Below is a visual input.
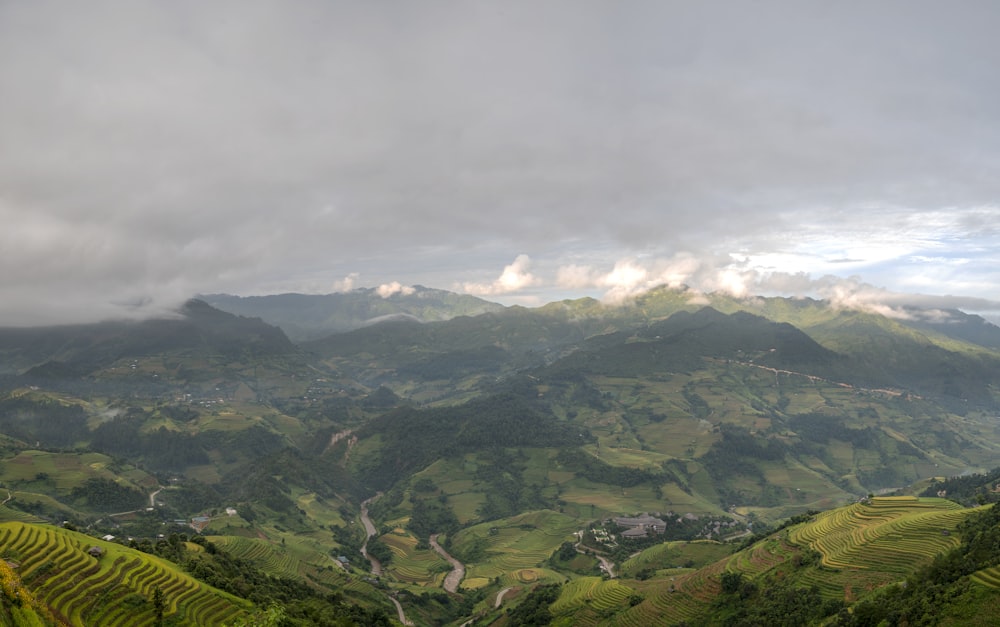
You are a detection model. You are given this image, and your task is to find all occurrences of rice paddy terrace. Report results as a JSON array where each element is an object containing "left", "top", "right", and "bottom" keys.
[
  {"left": 787, "top": 496, "right": 974, "bottom": 595},
  {"left": 597, "top": 496, "right": 981, "bottom": 626},
  {"left": 0, "top": 522, "right": 250, "bottom": 626},
  {"left": 452, "top": 510, "right": 579, "bottom": 588}
]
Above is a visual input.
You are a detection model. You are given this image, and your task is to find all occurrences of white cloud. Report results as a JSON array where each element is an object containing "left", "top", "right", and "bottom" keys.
[
  {"left": 555, "top": 264, "right": 599, "bottom": 289},
  {"left": 555, "top": 254, "right": 723, "bottom": 303},
  {"left": 461, "top": 254, "right": 540, "bottom": 296},
  {"left": 332, "top": 273, "right": 360, "bottom": 292},
  {"left": 376, "top": 281, "right": 416, "bottom": 298}
]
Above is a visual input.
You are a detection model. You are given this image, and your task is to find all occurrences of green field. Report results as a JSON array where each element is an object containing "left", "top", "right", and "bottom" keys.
[
  {"left": 0, "top": 451, "right": 155, "bottom": 494},
  {"left": 605, "top": 496, "right": 982, "bottom": 626},
  {"left": 0, "top": 522, "right": 250, "bottom": 626},
  {"left": 379, "top": 529, "right": 449, "bottom": 586},
  {"left": 452, "top": 510, "right": 579, "bottom": 586},
  {"left": 620, "top": 540, "right": 731, "bottom": 578}
]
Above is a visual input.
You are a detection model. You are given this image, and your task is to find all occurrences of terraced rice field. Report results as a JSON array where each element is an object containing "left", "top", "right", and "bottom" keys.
[
  {"left": 609, "top": 555, "right": 729, "bottom": 626},
  {"left": 971, "top": 566, "right": 1000, "bottom": 589},
  {"left": 379, "top": 532, "right": 448, "bottom": 585},
  {"left": 0, "top": 522, "right": 250, "bottom": 626},
  {"left": 456, "top": 510, "right": 577, "bottom": 584},
  {"left": 788, "top": 497, "right": 971, "bottom": 574},
  {"left": 209, "top": 536, "right": 297, "bottom": 576},
  {"left": 607, "top": 497, "right": 979, "bottom": 625},
  {"left": 550, "top": 576, "right": 635, "bottom": 622},
  {"left": 724, "top": 536, "right": 798, "bottom": 577},
  {"left": 620, "top": 540, "right": 730, "bottom": 577},
  {"left": 0, "top": 505, "right": 43, "bottom": 524}
]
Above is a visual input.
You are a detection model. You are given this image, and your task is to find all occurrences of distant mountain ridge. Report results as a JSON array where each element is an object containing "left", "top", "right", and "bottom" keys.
[
  {"left": 200, "top": 286, "right": 504, "bottom": 340},
  {"left": 0, "top": 299, "right": 294, "bottom": 377}
]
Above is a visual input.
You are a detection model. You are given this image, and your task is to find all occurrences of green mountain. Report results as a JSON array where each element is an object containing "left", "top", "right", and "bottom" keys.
[{"left": 0, "top": 289, "right": 999, "bottom": 625}]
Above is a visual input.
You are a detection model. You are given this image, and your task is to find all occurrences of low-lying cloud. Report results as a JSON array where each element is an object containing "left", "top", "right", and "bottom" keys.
[
  {"left": 376, "top": 281, "right": 416, "bottom": 298},
  {"left": 461, "top": 255, "right": 540, "bottom": 296}
]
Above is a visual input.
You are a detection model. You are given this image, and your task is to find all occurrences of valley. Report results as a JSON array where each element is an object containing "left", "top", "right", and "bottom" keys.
[{"left": 1, "top": 287, "right": 999, "bottom": 625}]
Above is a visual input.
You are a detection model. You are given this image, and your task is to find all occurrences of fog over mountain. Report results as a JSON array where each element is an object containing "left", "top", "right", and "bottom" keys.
[{"left": 2, "top": 1, "right": 999, "bottom": 325}]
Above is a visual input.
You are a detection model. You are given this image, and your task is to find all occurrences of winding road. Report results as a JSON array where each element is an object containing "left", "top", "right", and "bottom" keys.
[
  {"left": 389, "top": 596, "right": 414, "bottom": 626},
  {"left": 359, "top": 493, "right": 383, "bottom": 576},
  {"left": 358, "top": 494, "right": 416, "bottom": 625},
  {"left": 494, "top": 587, "right": 513, "bottom": 608},
  {"left": 593, "top": 553, "right": 616, "bottom": 578},
  {"left": 429, "top": 533, "right": 465, "bottom": 593},
  {"left": 576, "top": 532, "right": 616, "bottom": 578}
]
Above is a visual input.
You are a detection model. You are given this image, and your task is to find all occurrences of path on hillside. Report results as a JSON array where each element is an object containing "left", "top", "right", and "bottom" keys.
[
  {"left": 709, "top": 357, "right": 915, "bottom": 399},
  {"left": 594, "top": 553, "right": 616, "bottom": 578},
  {"left": 495, "top": 587, "right": 513, "bottom": 608},
  {"left": 149, "top": 487, "right": 163, "bottom": 508},
  {"left": 389, "top": 595, "right": 414, "bottom": 626},
  {"left": 575, "top": 532, "right": 616, "bottom": 578},
  {"left": 359, "top": 493, "right": 383, "bottom": 576},
  {"left": 429, "top": 533, "right": 465, "bottom": 593}
]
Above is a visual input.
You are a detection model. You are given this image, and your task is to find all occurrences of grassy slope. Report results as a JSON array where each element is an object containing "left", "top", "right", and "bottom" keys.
[{"left": 0, "top": 521, "right": 251, "bottom": 626}]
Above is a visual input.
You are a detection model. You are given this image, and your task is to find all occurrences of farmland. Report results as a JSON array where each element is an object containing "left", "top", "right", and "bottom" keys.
[
  {"left": 603, "top": 496, "right": 985, "bottom": 626},
  {"left": 452, "top": 510, "right": 579, "bottom": 587},
  {"left": 0, "top": 522, "right": 249, "bottom": 626}
]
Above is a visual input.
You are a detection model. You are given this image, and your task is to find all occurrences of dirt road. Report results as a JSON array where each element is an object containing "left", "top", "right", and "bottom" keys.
[
  {"left": 495, "top": 587, "right": 513, "bottom": 608},
  {"left": 360, "top": 493, "right": 383, "bottom": 576},
  {"left": 429, "top": 533, "right": 465, "bottom": 593}
]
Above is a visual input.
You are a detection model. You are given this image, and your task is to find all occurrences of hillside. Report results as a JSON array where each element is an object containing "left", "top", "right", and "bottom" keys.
[
  {"left": 0, "top": 289, "right": 999, "bottom": 624},
  {"left": 0, "top": 520, "right": 251, "bottom": 626}
]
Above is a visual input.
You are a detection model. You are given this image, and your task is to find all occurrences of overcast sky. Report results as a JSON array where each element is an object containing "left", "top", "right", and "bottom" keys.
[{"left": 2, "top": 1, "right": 1000, "bottom": 325}]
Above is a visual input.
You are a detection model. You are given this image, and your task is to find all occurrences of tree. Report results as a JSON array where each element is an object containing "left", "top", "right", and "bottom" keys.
[
  {"left": 226, "top": 604, "right": 286, "bottom": 627},
  {"left": 152, "top": 586, "right": 165, "bottom": 627}
]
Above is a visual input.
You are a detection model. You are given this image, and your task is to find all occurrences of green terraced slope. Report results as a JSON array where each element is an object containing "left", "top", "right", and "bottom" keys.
[{"left": 0, "top": 522, "right": 251, "bottom": 626}]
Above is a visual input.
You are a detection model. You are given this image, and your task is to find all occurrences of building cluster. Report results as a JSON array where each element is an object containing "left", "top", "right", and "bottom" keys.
[{"left": 613, "top": 514, "right": 668, "bottom": 538}]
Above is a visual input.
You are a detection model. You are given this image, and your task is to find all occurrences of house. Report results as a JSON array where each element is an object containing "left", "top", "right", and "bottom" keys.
[
  {"left": 613, "top": 514, "right": 668, "bottom": 537},
  {"left": 621, "top": 527, "right": 650, "bottom": 538},
  {"left": 87, "top": 546, "right": 104, "bottom": 558},
  {"left": 190, "top": 516, "right": 211, "bottom": 532}
]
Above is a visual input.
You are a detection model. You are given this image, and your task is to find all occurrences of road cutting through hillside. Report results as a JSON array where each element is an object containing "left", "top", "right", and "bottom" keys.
[
  {"left": 359, "top": 493, "right": 383, "bottom": 576},
  {"left": 576, "top": 532, "right": 616, "bottom": 578},
  {"left": 495, "top": 587, "right": 513, "bottom": 608},
  {"left": 429, "top": 533, "right": 465, "bottom": 592}
]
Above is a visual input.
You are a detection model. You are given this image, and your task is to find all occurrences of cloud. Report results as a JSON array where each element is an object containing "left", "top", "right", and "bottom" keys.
[
  {"left": 556, "top": 253, "right": 733, "bottom": 303},
  {"left": 461, "top": 255, "right": 540, "bottom": 296},
  {"left": 552, "top": 253, "right": 1000, "bottom": 321},
  {"left": 376, "top": 281, "right": 416, "bottom": 298},
  {"left": 331, "top": 273, "right": 360, "bottom": 293},
  {"left": 1, "top": 2, "right": 1000, "bottom": 323}
]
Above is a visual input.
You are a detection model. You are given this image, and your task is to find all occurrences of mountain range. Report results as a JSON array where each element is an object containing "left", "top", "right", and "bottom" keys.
[{"left": 1, "top": 285, "right": 999, "bottom": 625}]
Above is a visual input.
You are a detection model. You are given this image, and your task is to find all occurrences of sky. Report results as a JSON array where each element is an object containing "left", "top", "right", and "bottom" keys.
[{"left": 2, "top": 1, "right": 1000, "bottom": 326}]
